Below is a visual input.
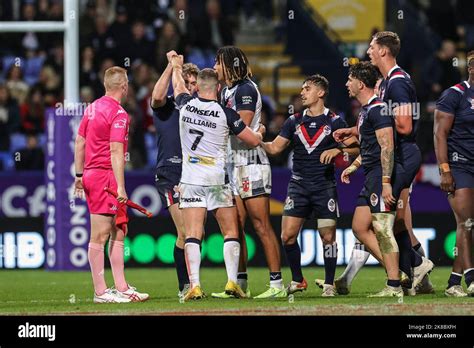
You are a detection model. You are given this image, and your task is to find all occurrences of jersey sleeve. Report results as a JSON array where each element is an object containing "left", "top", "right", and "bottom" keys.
[
  {"left": 234, "top": 83, "right": 258, "bottom": 112},
  {"left": 175, "top": 93, "right": 194, "bottom": 109},
  {"left": 77, "top": 105, "right": 91, "bottom": 137},
  {"left": 436, "top": 88, "right": 462, "bottom": 115},
  {"left": 224, "top": 107, "right": 246, "bottom": 135},
  {"left": 331, "top": 115, "right": 348, "bottom": 131},
  {"left": 279, "top": 116, "right": 295, "bottom": 140},
  {"left": 151, "top": 96, "right": 175, "bottom": 120},
  {"left": 110, "top": 110, "right": 129, "bottom": 143},
  {"left": 387, "top": 78, "right": 412, "bottom": 104},
  {"left": 369, "top": 106, "right": 393, "bottom": 131}
]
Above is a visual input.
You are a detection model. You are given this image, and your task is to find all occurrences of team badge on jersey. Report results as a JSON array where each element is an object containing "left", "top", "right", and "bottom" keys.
[
  {"left": 327, "top": 198, "right": 336, "bottom": 212},
  {"left": 370, "top": 193, "right": 379, "bottom": 207}
]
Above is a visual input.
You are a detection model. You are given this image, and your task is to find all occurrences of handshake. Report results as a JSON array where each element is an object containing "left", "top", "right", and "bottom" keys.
[{"left": 166, "top": 50, "right": 183, "bottom": 69}]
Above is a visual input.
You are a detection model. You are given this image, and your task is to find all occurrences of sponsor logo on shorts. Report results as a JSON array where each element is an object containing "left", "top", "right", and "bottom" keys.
[
  {"left": 242, "top": 177, "right": 250, "bottom": 192},
  {"left": 327, "top": 199, "right": 336, "bottom": 212},
  {"left": 181, "top": 197, "right": 203, "bottom": 203},
  {"left": 284, "top": 197, "right": 294, "bottom": 210},
  {"left": 188, "top": 155, "right": 216, "bottom": 165},
  {"left": 252, "top": 179, "right": 264, "bottom": 189},
  {"left": 370, "top": 193, "right": 378, "bottom": 207}
]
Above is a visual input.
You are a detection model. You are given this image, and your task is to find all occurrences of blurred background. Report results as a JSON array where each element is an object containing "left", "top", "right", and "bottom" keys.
[{"left": 0, "top": 0, "right": 470, "bottom": 270}]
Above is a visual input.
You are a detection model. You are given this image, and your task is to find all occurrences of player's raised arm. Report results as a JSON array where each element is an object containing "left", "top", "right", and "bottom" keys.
[
  {"left": 151, "top": 50, "right": 177, "bottom": 108},
  {"left": 171, "top": 55, "right": 188, "bottom": 98},
  {"left": 224, "top": 107, "right": 261, "bottom": 147}
]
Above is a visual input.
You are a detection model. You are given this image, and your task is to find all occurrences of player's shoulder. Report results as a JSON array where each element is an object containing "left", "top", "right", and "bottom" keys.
[
  {"left": 448, "top": 81, "right": 470, "bottom": 95},
  {"left": 367, "top": 98, "right": 387, "bottom": 115},
  {"left": 236, "top": 78, "right": 258, "bottom": 94}
]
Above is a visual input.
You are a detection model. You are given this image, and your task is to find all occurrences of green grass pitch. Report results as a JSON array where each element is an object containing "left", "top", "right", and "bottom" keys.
[{"left": 1, "top": 267, "right": 472, "bottom": 315}]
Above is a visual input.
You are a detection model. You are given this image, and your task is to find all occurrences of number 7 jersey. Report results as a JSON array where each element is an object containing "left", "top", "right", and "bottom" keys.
[{"left": 176, "top": 92, "right": 246, "bottom": 186}]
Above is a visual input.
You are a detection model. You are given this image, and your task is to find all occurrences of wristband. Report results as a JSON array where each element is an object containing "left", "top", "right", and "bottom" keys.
[
  {"left": 382, "top": 176, "right": 391, "bottom": 184},
  {"left": 75, "top": 173, "right": 83, "bottom": 178},
  {"left": 439, "top": 163, "right": 450, "bottom": 174},
  {"left": 353, "top": 158, "right": 361, "bottom": 168}
]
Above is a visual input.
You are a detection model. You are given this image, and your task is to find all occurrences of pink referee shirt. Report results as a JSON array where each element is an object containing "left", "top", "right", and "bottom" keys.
[{"left": 78, "top": 95, "right": 129, "bottom": 170}]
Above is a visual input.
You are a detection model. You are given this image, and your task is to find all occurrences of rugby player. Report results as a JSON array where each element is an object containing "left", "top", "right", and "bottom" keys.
[
  {"left": 261, "top": 75, "right": 359, "bottom": 297},
  {"left": 74, "top": 66, "right": 149, "bottom": 303},
  {"left": 434, "top": 51, "right": 474, "bottom": 297},
  {"left": 342, "top": 62, "right": 404, "bottom": 297},
  {"left": 151, "top": 50, "right": 200, "bottom": 297},
  {"left": 334, "top": 32, "right": 434, "bottom": 295},
  {"left": 212, "top": 46, "right": 286, "bottom": 298},
  {"left": 169, "top": 55, "right": 263, "bottom": 301}
]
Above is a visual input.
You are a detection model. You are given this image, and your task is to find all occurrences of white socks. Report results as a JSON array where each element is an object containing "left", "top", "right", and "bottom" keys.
[
  {"left": 184, "top": 239, "right": 201, "bottom": 288},
  {"left": 223, "top": 239, "right": 240, "bottom": 283}
]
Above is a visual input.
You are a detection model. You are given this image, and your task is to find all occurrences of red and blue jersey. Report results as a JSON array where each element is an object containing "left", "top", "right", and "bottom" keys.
[
  {"left": 357, "top": 96, "right": 396, "bottom": 176},
  {"left": 379, "top": 65, "right": 418, "bottom": 145},
  {"left": 279, "top": 107, "right": 347, "bottom": 188},
  {"left": 436, "top": 80, "right": 474, "bottom": 166},
  {"left": 151, "top": 96, "right": 183, "bottom": 169}
]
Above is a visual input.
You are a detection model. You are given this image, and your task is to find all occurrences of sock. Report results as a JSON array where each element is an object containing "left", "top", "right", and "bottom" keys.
[
  {"left": 413, "top": 243, "right": 426, "bottom": 257},
  {"left": 464, "top": 268, "right": 474, "bottom": 287},
  {"left": 323, "top": 242, "right": 338, "bottom": 285},
  {"left": 270, "top": 272, "right": 283, "bottom": 289},
  {"left": 108, "top": 239, "right": 128, "bottom": 292},
  {"left": 340, "top": 242, "right": 370, "bottom": 285},
  {"left": 237, "top": 272, "right": 248, "bottom": 291},
  {"left": 88, "top": 242, "right": 107, "bottom": 296},
  {"left": 447, "top": 272, "right": 462, "bottom": 289},
  {"left": 223, "top": 238, "right": 240, "bottom": 283},
  {"left": 387, "top": 279, "right": 401, "bottom": 287},
  {"left": 174, "top": 245, "right": 189, "bottom": 291},
  {"left": 184, "top": 238, "right": 201, "bottom": 288},
  {"left": 395, "top": 230, "right": 413, "bottom": 283},
  {"left": 283, "top": 242, "right": 303, "bottom": 283}
]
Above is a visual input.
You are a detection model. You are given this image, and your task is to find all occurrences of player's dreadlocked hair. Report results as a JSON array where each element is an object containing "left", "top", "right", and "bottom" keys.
[
  {"left": 349, "top": 62, "right": 379, "bottom": 89},
  {"left": 216, "top": 46, "right": 253, "bottom": 83}
]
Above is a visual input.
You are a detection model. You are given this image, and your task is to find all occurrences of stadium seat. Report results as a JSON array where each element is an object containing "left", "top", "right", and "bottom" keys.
[
  {"left": 24, "top": 56, "right": 45, "bottom": 85},
  {"left": 9, "top": 133, "right": 27, "bottom": 153},
  {"left": 0, "top": 151, "right": 15, "bottom": 171}
]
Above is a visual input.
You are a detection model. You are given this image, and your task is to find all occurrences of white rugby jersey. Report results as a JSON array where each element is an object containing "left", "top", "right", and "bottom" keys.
[
  {"left": 221, "top": 78, "right": 269, "bottom": 166},
  {"left": 176, "top": 93, "right": 246, "bottom": 186}
]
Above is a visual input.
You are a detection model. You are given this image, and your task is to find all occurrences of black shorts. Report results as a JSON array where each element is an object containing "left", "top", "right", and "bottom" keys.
[
  {"left": 452, "top": 165, "right": 474, "bottom": 190},
  {"left": 356, "top": 165, "right": 405, "bottom": 213},
  {"left": 399, "top": 142, "right": 422, "bottom": 189},
  {"left": 283, "top": 179, "right": 339, "bottom": 219},
  {"left": 155, "top": 166, "right": 181, "bottom": 208}
]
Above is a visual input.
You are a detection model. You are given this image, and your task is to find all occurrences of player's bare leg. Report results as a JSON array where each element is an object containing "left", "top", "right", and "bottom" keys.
[
  {"left": 318, "top": 221, "right": 338, "bottom": 296},
  {"left": 281, "top": 216, "right": 307, "bottom": 294},
  {"left": 89, "top": 214, "right": 130, "bottom": 303},
  {"left": 214, "top": 206, "right": 247, "bottom": 298},
  {"left": 331, "top": 206, "right": 383, "bottom": 295},
  {"left": 109, "top": 222, "right": 149, "bottom": 302},
  {"left": 245, "top": 195, "right": 286, "bottom": 298},
  {"left": 182, "top": 207, "right": 207, "bottom": 300},
  {"left": 448, "top": 188, "right": 474, "bottom": 296},
  {"left": 446, "top": 254, "right": 467, "bottom": 297},
  {"left": 368, "top": 212, "right": 403, "bottom": 297},
  {"left": 393, "top": 188, "right": 432, "bottom": 292},
  {"left": 168, "top": 203, "right": 190, "bottom": 296}
]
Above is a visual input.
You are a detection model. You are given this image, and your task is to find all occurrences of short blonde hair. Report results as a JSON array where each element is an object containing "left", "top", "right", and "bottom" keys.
[{"left": 104, "top": 66, "right": 128, "bottom": 91}]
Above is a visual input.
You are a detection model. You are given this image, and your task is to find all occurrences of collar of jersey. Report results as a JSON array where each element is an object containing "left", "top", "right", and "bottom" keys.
[
  {"left": 386, "top": 64, "right": 400, "bottom": 78},
  {"left": 303, "top": 107, "right": 329, "bottom": 118}
]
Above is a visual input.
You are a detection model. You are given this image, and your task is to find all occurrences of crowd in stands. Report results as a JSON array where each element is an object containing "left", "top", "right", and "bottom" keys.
[{"left": 1, "top": 0, "right": 473, "bottom": 172}]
